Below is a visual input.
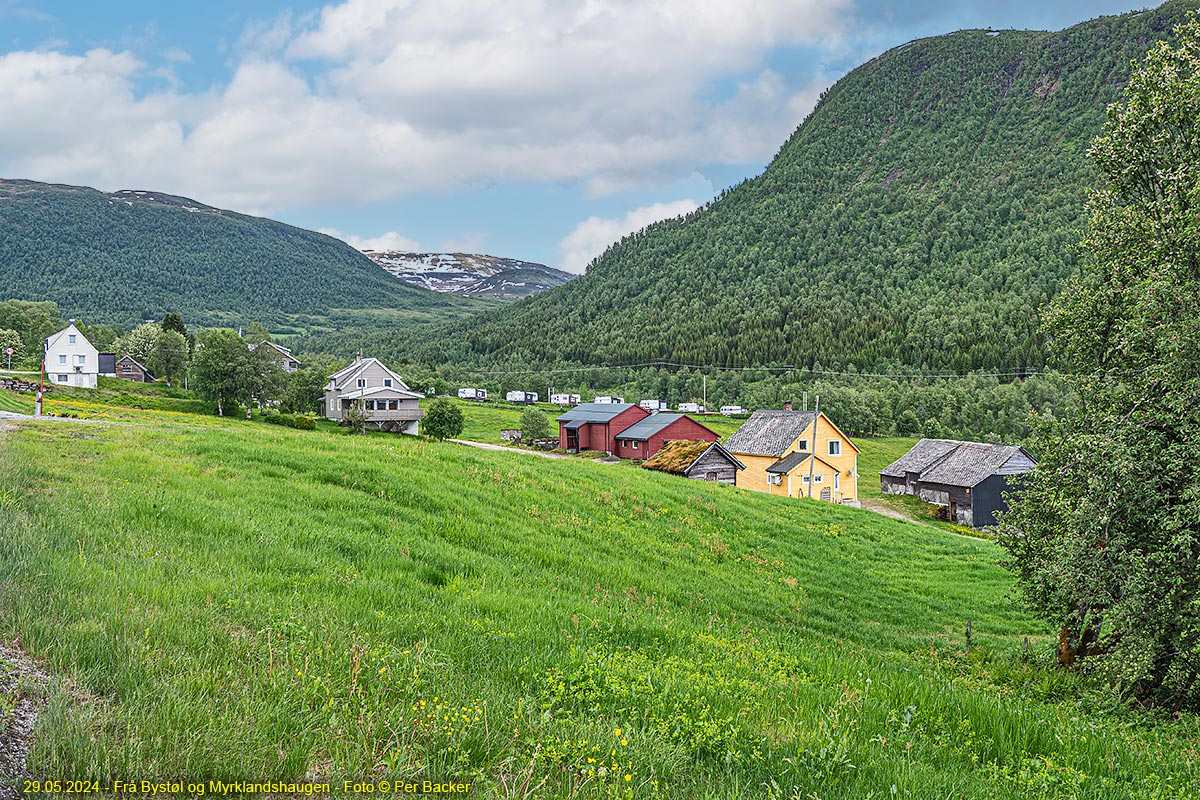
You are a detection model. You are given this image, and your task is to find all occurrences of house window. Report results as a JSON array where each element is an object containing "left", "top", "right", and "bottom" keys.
[
  {"left": 58, "top": 354, "right": 67, "bottom": 365},
  {"left": 828, "top": 440, "right": 841, "bottom": 457},
  {"left": 76, "top": 354, "right": 86, "bottom": 365},
  {"left": 814, "top": 475, "right": 823, "bottom": 483},
  {"left": 801, "top": 475, "right": 810, "bottom": 484},
  {"left": 389, "top": 400, "right": 398, "bottom": 410},
  {"left": 384, "top": 379, "right": 393, "bottom": 387},
  {"left": 357, "top": 379, "right": 366, "bottom": 388},
  {"left": 632, "top": 441, "right": 639, "bottom": 450},
  {"left": 57, "top": 374, "right": 68, "bottom": 382},
  {"left": 835, "top": 473, "right": 840, "bottom": 491},
  {"left": 797, "top": 439, "right": 808, "bottom": 451},
  {"left": 68, "top": 335, "right": 76, "bottom": 345}
]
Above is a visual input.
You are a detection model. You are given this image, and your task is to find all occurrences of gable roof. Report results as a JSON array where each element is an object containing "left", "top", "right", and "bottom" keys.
[
  {"left": 882, "top": 438, "right": 1036, "bottom": 488},
  {"left": 879, "top": 438, "right": 963, "bottom": 478},
  {"left": 765, "top": 451, "right": 837, "bottom": 475},
  {"left": 556, "top": 402, "right": 638, "bottom": 424},
  {"left": 614, "top": 412, "right": 717, "bottom": 442},
  {"left": 642, "top": 440, "right": 745, "bottom": 475},
  {"left": 115, "top": 353, "right": 153, "bottom": 377},
  {"left": 724, "top": 410, "right": 818, "bottom": 456},
  {"left": 44, "top": 322, "right": 91, "bottom": 352},
  {"left": 326, "top": 357, "right": 412, "bottom": 392},
  {"left": 256, "top": 340, "right": 299, "bottom": 362}
]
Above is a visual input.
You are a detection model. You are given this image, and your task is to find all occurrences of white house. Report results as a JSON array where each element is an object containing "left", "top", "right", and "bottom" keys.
[
  {"left": 322, "top": 356, "right": 424, "bottom": 434},
  {"left": 44, "top": 321, "right": 99, "bottom": 388},
  {"left": 252, "top": 340, "right": 302, "bottom": 372}
]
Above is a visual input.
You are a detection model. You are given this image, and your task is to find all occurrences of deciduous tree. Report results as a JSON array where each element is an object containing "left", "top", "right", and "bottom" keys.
[
  {"left": 424, "top": 398, "right": 464, "bottom": 441},
  {"left": 999, "top": 15, "right": 1200, "bottom": 710}
]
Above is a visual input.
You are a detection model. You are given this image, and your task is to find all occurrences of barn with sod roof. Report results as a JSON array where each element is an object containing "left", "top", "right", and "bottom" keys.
[{"left": 642, "top": 440, "right": 745, "bottom": 484}]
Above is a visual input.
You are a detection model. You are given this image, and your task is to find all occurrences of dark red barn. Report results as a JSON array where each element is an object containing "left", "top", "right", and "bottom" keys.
[
  {"left": 613, "top": 413, "right": 721, "bottom": 460},
  {"left": 556, "top": 402, "right": 650, "bottom": 454}
]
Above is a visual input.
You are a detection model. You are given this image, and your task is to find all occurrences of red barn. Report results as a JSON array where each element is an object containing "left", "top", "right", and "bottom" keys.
[
  {"left": 613, "top": 413, "right": 720, "bottom": 460},
  {"left": 556, "top": 403, "right": 650, "bottom": 454}
]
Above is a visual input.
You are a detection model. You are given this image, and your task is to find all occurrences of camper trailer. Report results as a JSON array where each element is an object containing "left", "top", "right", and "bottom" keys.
[
  {"left": 458, "top": 388, "right": 487, "bottom": 401},
  {"left": 506, "top": 390, "right": 539, "bottom": 404},
  {"left": 551, "top": 393, "right": 581, "bottom": 406}
]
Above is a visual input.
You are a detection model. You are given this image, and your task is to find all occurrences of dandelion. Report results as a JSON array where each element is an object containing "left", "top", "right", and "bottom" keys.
[
  {"left": 614, "top": 727, "right": 622, "bottom": 737},
  {"left": 624, "top": 774, "right": 632, "bottom": 782},
  {"left": 620, "top": 738, "right": 628, "bottom": 746}
]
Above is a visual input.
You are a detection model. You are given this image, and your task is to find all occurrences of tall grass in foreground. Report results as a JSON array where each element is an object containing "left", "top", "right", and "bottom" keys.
[{"left": 0, "top": 413, "right": 1196, "bottom": 798}]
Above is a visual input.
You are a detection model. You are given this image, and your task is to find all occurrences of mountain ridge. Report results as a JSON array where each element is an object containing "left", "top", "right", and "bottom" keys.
[{"left": 364, "top": 250, "right": 573, "bottom": 299}]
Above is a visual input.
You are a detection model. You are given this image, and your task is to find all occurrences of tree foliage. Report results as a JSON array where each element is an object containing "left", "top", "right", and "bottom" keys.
[
  {"left": 519, "top": 407, "right": 551, "bottom": 440},
  {"left": 113, "top": 322, "right": 162, "bottom": 364},
  {"left": 149, "top": 330, "right": 189, "bottom": 386},
  {"left": 999, "top": 13, "right": 1200, "bottom": 709},
  {"left": 190, "top": 329, "right": 284, "bottom": 416},
  {"left": 0, "top": 328, "right": 23, "bottom": 365},
  {"left": 424, "top": 398, "right": 464, "bottom": 441}
]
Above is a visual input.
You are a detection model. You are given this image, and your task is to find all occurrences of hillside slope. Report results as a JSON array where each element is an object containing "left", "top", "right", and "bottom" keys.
[
  {"left": 366, "top": 250, "right": 573, "bottom": 299},
  {"left": 387, "top": 1, "right": 1188, "bottom": 374},
  {"left": 0, "top": 179, "right": 491, "bottom": 331}
]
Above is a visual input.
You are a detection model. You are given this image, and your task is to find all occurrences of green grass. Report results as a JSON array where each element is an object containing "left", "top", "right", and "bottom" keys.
[{"left": 0, "top": 409, "right": 1197, "bottom": 798}]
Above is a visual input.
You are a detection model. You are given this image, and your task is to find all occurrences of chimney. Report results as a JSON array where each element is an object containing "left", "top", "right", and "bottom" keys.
[
  {"left": 783, "top": 401, "right": 793, "bottom": 411},
  {"left": 68, "top": 318, "right": 75, "bottom": 325}
]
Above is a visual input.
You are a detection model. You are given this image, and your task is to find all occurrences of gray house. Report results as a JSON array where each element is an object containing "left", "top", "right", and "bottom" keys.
[
  {"left": 322, "top": 356, "right": 424, "bottom": 434},
  {"left": 880, "top": 438, "right": 1035, "bottom": 527}
]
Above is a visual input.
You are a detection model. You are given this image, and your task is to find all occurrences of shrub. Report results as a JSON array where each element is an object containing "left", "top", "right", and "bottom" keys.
[
  {"left": 424, "top": 398, "right": 464, "bottom": 441},
  {"left": 291, "top": 415, "right": 315, "bottom": 430}
]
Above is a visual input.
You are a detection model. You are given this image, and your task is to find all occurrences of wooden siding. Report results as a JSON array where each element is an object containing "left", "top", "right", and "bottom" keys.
[
  {"left": 614, "top": 415, "right": 718, "bottom": 460},
  {"left": 731, "top": 413, "right": 858, "bottom": 503},
  {"left": 684, "top": 447, "right": 739, "bottom": 484}
]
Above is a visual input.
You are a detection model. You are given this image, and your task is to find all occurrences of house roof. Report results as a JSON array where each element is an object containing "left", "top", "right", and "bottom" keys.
[
  {"left": 882, "top": 438, "right": 1036, "bottom": 488},
  {"left": 614, "top": 412, "right": 714, "bottom": 442},
  {"left": 98, "top": 353, "right": 116, "bottom": 374},
  {"left": 115, "top": 353, "right": 154, "bottom": 377},
  {"left": 765, "top": 452, "right": 837, "bottom": 475},
  {"left": 642, "top": 440, "right": 745, "bottom": 475},
  {"left": 879, "top": 438, "right": 963, "bottom": 478},
  {"left": 44, "top": 322, "right": 90, "bottom": 352},
  {"left": 556, "top": 402, "right": 638, "bottom": 424},
  {"left": 725, "top": 410, "right": 818, "bottom": 456},
  {"left": 326, "top": 357, "right": 413, "bottom": 393},
  {"left": 256, "top": 340, "right": 299, "bottom": 362},
  {"left": 339, "top": 385, "right": 422, "bottom": 400},
  {"left": 919, "top": 442, "right": 1032, "bottom": 488}
]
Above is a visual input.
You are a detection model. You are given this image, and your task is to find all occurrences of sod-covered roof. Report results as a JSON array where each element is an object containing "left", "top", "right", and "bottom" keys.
[{"left": 642, "top": 440, "right": 744, "bottom": 475}]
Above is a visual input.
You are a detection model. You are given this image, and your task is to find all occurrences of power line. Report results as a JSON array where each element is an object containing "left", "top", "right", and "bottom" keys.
[{"left": 469, "top": 359, "right": 1056, "bottom": 381}]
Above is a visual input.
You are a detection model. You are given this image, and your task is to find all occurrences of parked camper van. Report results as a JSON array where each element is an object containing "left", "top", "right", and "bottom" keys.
[{"left": 458, "top": 388, "right": 487, "bottom": 401}]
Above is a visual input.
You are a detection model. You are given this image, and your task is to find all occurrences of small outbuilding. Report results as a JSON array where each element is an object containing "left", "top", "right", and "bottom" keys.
[
  {"left": 114, "top": 354, "right": 154, "bottom": 383},
  {"left": 880, "top": 438, "right": 1036, "bottom": 527},
  {"left": 642, "top": 440, "right": 744, "bottom": 484},
  {"left": 556, "top": 402, "right": 649, "bottom": 454}
]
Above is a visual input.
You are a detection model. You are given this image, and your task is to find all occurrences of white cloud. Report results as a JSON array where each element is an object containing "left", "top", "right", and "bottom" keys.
[
  {"left": 319, "top": 227, "right": 423, "bottom": 252},
  {"left": 0, "top": 0, "right": 852, "bottom": 211},
  {"left": 557, "top": 199, "right": 700, "bottom": 274}
]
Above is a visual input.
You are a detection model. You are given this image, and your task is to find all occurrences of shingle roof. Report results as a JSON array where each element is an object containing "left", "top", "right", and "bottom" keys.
[
  {"left": 878, "top": 438, "right": 962, "bottom": 478},
  {"left": 556, "top": 403, "right": 637, "bottom": 424},
  {"left": 614, "top": 413, "right": 687, "bottom": 441},
  {"left": 882, "top": 438, "right": 1035, "bottom": 487},
  {"left": 765, "top": 451, "right": 812, "bottom": 474},
  {"left": 642, "top": 440, "right": 744, "bottom": 475},
  {"left": 724, "top": 410, "right": 818, "bottom": 456},
  {"left": 919, "top": 443, "right": 1029, "bottom": 488}
]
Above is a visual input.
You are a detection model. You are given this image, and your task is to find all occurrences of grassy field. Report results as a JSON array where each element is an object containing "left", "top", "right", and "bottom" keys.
[{"left": 1, "top": 400, "right": 1197, "bottom": 798}]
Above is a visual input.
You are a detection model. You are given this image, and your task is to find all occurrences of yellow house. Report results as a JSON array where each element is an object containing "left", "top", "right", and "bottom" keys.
[{"left": 725, "top": 409, "right": 860, "bottom": 504}]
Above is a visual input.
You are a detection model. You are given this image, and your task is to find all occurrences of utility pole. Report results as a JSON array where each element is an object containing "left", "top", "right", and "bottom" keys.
[
  {"left": 807, "top": 394, "right": 820, "bottom": 498},
  {"left": 36, "top": 357, "right": 45, "bottom": 417},
  {"left": 702, "top": 375, "right": 707, "bottom": 412}
]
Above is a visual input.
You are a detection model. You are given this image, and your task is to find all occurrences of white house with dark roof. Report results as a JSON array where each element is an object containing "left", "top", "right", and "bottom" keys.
[
  {"left": 880, "top": 438, "right": 1036, "bottom": 527},
  {"left": 44, "top": 321, "right": 98, "bottom": 388},
  {"left": 252, "top": 341, "right": 302, "bottom": 372},
  {"left": 322, "top": 356, "right": 424, "bottom": 434}
]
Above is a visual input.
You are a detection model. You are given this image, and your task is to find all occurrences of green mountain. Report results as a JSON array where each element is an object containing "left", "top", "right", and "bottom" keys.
[
  {"left": 371, "top": 1, "right": 1189, "bottom": 375},
  {"left": 0, "top": 179, "right": 492, "bottom": 331}
]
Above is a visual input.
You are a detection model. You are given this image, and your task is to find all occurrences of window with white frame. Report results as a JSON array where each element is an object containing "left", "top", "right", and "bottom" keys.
[
  {"left": 357, "top": 379, "right": 365, "bottom": 388},
  {"left": 68, "top": 335, "right": 76, "bottom": 345},
  {"left": 828, "top": 440, "right": 841, "bottom": 456},
  {"left": 835, "top": 473, "right": 840, "bottom": 490},
  {"left": 76, "top": 354, "right": 86, "bottom": 365},
  {"left": 797, "top": 439, "right": 809, "bottom": 451},
  {"left": 58, "top": 354, "right": 67, "bottom": 365},
  {"left": 802, "top": 475, "right": 810, "bottom": 484},
  {"left": 384, "top": 379, "right": 393, "bottom": 387},
  {"left": 814, "top": 474, "right": 823, "bottom": 483},
  {"left": 58, "top": 374, "right": 68, "bottom": 382}
]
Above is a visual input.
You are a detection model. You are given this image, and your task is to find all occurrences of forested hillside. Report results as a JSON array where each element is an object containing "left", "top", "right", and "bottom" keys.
[
  {"left": 0, "top": 180, "right": 490, "bottom": 331},
  {"left": 337, "top": 1, "right": 1188, "bottom": 376}
]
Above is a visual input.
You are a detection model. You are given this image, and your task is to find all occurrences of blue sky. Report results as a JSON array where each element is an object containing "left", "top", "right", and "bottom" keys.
[{"left": 0, "top": 0, "right": 1151, "bottom": 271}]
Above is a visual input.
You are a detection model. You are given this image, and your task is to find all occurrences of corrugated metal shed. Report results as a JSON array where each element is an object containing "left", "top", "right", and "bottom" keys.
[{"left": 556, "top": 403, "right": 637, "bottom": 424}]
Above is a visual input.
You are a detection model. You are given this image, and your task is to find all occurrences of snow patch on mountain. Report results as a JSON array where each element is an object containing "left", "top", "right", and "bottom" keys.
[{"left": 363, "top": 250, "right": 573, "bottom": 299}]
